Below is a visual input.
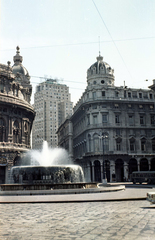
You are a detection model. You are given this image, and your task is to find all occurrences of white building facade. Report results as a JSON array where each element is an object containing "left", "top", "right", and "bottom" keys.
[
  {"left": 32, "top": 79, "right": 73, "bottom": 150},
  {"left": 57, "top": 54, "right": 155, "bottom": 183}
]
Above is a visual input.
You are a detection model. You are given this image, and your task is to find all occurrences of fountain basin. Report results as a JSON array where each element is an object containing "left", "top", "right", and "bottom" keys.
[
  {"left": 0, "top": 182, "right": 98, "bottom": 191},
  {"left": 11, "top": 165, "right": 84, "bottom": 184}
]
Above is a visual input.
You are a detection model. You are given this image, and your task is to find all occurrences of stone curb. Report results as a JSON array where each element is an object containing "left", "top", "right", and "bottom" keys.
[{"left": 0, "top": 185, "right": 125, "bottom": 196}]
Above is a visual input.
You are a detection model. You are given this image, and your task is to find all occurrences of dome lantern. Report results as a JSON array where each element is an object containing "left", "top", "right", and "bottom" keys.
[
  {"left": 13, "top": 46, "right": 23, "bottom": 64},
  {"left": 12, "top": 46, "right": 29, "bottom": 76}
]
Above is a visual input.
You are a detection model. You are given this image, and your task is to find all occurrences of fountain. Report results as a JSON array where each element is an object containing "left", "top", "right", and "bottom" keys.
[
  {"left": 0, "top": 141, "right": 125, "bottom": 194},
  {"left": 10, "top": 141, "right": 85, "bottom": 187}
]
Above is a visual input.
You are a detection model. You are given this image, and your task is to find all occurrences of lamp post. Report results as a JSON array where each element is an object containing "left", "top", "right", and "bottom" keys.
[
  {"left": 97, "top": 132, "right": 108, "bottom": 183},
  {"left": 102, "top": 132, "right": 108, "bottom": 184}
]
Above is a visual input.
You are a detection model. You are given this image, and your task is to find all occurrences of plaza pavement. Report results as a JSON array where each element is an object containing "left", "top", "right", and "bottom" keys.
[
  {"left": 0, "top": 199, "right": 155, "bottom": 239},
  {"left": 0, "top": 184, "right": 155, "bottom": 239}
]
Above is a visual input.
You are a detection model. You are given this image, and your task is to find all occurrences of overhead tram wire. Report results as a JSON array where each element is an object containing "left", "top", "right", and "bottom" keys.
[
  {"left": 92, "top": 0, "right": 133, "bottom": 79},
  {"left": 0, "top": 37, "right": 155, "bottom": 52},
  {"left": 30, "top": 75, "right": 86, "bottom": 85}
]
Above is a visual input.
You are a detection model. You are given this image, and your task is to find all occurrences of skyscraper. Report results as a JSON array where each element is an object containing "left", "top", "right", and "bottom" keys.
[{"left": 32, "top": 79, "right": 73, "bottom": 150}]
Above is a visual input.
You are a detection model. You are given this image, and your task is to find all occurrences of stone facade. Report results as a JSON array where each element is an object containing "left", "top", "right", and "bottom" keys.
[
  {"left": 0, "top": 47, "right": 35, "bottom": 183},
  {"left": 57, "top": 54, "right": 155, "bottom": 183}
]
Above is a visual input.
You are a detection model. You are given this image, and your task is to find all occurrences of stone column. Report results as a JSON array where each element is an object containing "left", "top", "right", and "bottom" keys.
[
  {"left": 86, "top": 162, "right": 91, "bottom": 182},
  {"left": 148, "top": 158, "right": 151, "bottom": 170},
  {"left": 123, "top": 162, "right": 129, "bottom": 181},
  {"left": 110, "top": 160, "right": 115, "bottom": 182},
  {"left": 5, "top": 165, "right": 8, "bottom": 184},
  {"left": 90, "top": 136, "right": 93, "bottom": 153},
  {"left": 92, "top": 162, "right": 95, "bottom": 182},
  {"left": 100, "top": 162, "right": 104, "bottom": 181},
  {"left": 137, "top": 158, "right": 140, "bottom": 171}
]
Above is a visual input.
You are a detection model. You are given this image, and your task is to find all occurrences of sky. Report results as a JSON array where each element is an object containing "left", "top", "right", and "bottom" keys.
[{"left": 0, "top": 0, "right": 155, "bottom": 106}]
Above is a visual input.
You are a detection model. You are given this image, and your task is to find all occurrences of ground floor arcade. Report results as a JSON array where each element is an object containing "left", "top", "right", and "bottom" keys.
[{"left": 77, "top": 155, "right": 155, "bottom": 183}]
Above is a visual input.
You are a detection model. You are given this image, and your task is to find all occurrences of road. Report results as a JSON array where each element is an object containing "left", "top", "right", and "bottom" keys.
[{"left": 0, "top": 199, "right": 155, "bottom": 239}]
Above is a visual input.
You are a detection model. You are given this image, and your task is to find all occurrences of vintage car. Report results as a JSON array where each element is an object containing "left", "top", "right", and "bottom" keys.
[{"left": 146, "top": 192, "right": 155, "bottom": 204}]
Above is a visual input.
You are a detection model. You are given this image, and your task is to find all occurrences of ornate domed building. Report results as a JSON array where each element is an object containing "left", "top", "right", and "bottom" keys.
[
  {"left": 57, "top": 53, "right": 155, "bottom": 183},
  {"left": 0, "top": 47, "right": 35, "bottom": 183}
]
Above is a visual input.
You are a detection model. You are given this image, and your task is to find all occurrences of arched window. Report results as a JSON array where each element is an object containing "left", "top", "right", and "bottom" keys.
[
  {"left": 24, "top": 123, "right": 28, "bottom": 145},
  {"left": 13, "top": 120, "right": 19, "bottom": 143},
  {"left": 0, "top": 118, "right": 6, "bottom": 142},
  {"left": 152, "top": 138, "right": 155, "bottom": 152},
  {"left": 88, "top": 134, "right": 91, "bottom": 152}
]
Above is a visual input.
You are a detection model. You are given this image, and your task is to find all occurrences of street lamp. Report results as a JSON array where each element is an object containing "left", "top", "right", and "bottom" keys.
[
  {"left": 102, "top": 132, "right": 108, "bottom": 184},
  {"left": 97, "top": 132, "right": 108, "bottom": 183}
]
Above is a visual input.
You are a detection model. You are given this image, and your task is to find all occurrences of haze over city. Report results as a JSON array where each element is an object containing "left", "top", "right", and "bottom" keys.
[{"left": 0, "top": 0, "right": 155, "bottom": 105}]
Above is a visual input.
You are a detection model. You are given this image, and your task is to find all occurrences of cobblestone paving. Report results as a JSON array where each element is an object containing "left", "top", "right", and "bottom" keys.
[{"left": 0, "top": 200, "right": 155, "bottom": 240}]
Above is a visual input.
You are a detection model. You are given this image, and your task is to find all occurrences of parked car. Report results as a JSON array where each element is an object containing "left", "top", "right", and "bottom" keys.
[{"left": 146, "top": 192, "right": 155, "bottom": 204}]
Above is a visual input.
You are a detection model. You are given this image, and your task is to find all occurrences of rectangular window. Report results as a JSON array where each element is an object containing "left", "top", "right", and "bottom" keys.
[
  {"left": 139, "top": 93, "right": 142, "bottom": 98},
  {"left": 129, "top": 115, "right": 134, "bottom": 126},
  {"left": 115, "top": 91, "right": 119, "bottom": 97},
  {"left": 102, "top": 91, "right": 105, "bottom": 97},
  {"left": 151, "top": 115, "right": 155, "bottom": 125},
  {"left": 87, "top": 115, "right": 90, "bottom": 125},
  {"left": 128, "top": 92, "right": 131, "bottom": 98},
  {"left": 150, "top": 93, "right": 153, "bottom": 99},
  {"left": 152, "top": 139, "right": 155, "bottom": 152},
  {"left": 102, "top": 115, "right": 107, "bottom": 123},
  {"left": 141, "top": 141, "right": 146, "bottom": 151},
  {"left": 115, "top": 115, "right": 120, "bottom": 124},
  {"left": 140, "top": 116, "right": 144, "bottom": 125},
  {"left": 130, "top": 142, "right": 135, "bottom": 151},
  {"left": 104, "top": 138, "right": 109, "bottom": 151},
  {"left": 93, "top": 92, "right": 96, "bottom": 99},
  {"left": 116, "top": 142, "right": 121, "bottom": 151},
  {"left": 93, "top": 115, "right": 97, "bottom": 124}
]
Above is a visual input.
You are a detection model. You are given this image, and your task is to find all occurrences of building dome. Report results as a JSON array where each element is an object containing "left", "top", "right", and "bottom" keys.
[
  {"left": 12, "top": 46, "right": 29, "bottom": 76},
  {"left": 87, "top": 53, "right": 115, "bottom": 86}
]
